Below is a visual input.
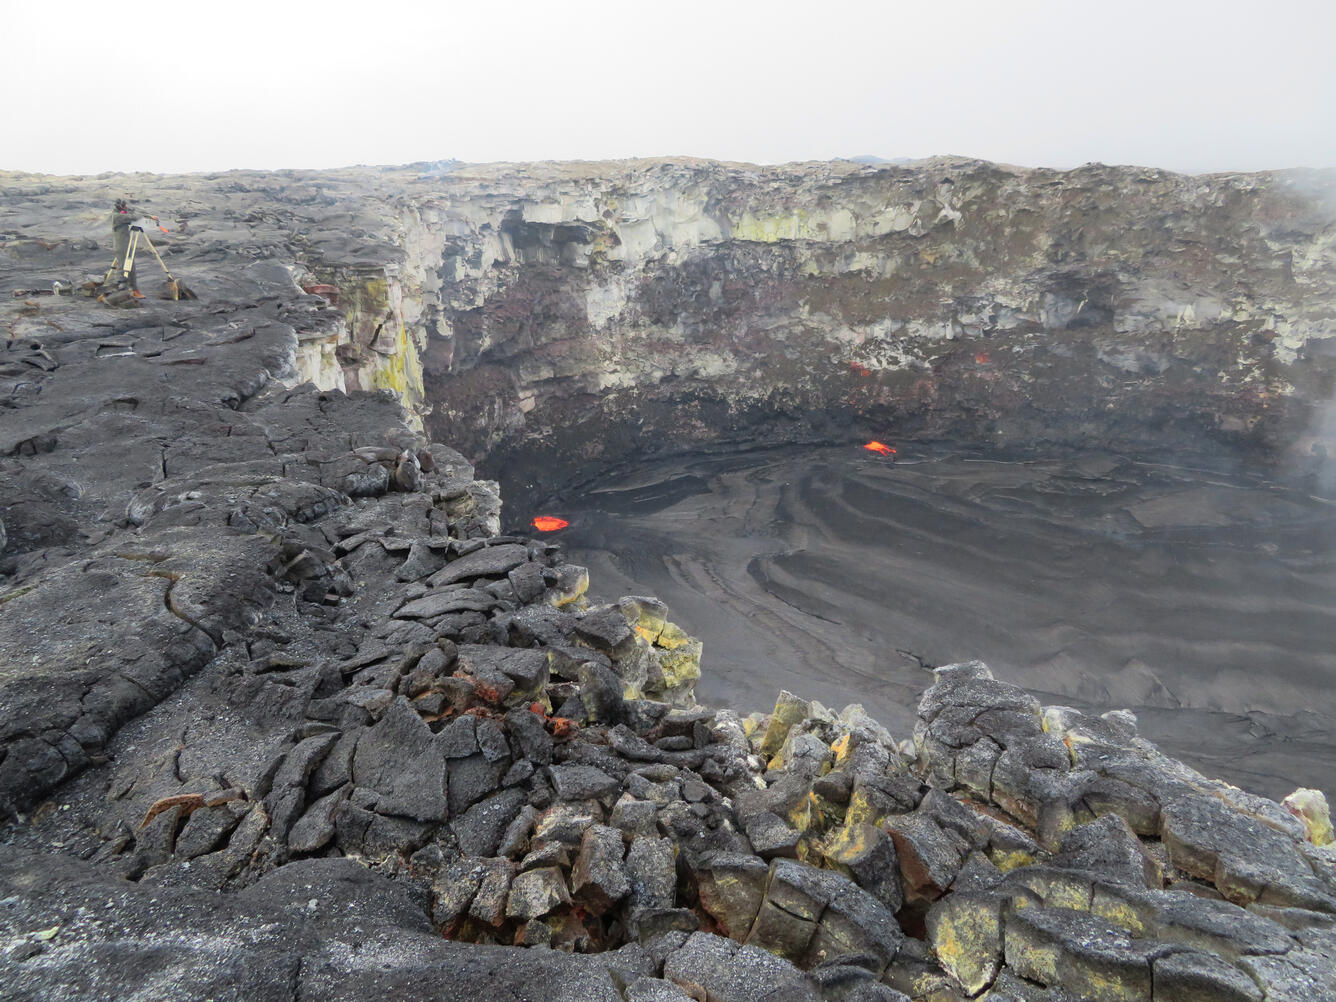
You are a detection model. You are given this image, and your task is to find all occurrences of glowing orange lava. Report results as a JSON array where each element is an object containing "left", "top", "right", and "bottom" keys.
[
  {"left": 974, "top": 351, "right": 991, "bottom": 365},
  {"left": 532, "top": 516, "right": 569, "bottom": 532},
  {"left": 849, "top": 362, "right": 872, "bottom": 377},
  {"left": 864, "top": 441, "right": 896, "bottom": 457}
]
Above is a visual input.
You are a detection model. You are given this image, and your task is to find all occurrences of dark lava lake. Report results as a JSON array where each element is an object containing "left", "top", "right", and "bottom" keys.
[{"left": 514, "top": 444, "right": 1336, "bottom": 800}]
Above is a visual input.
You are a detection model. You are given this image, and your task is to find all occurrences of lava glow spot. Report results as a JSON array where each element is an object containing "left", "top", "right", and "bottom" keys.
[
  {"left": 974, "top": 351, "right": 991, "bottom": 365},
  {"left": 532, "top": 516, "right": 569, "bottom": 532},
  {"left": 864, "top": 441, "right": 896, "bottom": 457},
  {"left": 849, "top": 362, "right": 872, "bottom": 377}
]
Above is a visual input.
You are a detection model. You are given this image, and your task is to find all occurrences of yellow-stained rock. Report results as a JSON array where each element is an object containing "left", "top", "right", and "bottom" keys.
[
  {"left": 987, "top": 848, "right": 1036, "bottom": 873},
  {"left": 787, "top": 792, "right": 817, "bottom": 834},
  {"left": 759, "top": 691, "right": 810, "bottom": 759},
  {"left": 619, "top": 596, "right": 668, "bottom": 644},
  {"left": 1090, "top": 885, "right": 1151, "bottom": 936},
  {"left": 546, "top": 566, "right": 589, "bottom": 608},
  {"left": 1003, "top": 904, "right": 1158, "bottom": 1001},
  {"left": 1283, "top": 788, "right": 1335, "bottom": 846},
  {"left": 694, "top": 854, "right": 769, "bottom": 940},
  {"left": 830, "top": 733, "right": 853, "bottom": 769},
  {"left": 1001, "top": 915, "right": 1061, "bottom": 987},
  {"left": 844, "top": 787, "right": 889, "bottom": 829},
  {"left": 769, "top": 732, "right": 806, "bottom": 780},
  {"left": 813, "top": 794, "right": 846, "bottom": 835},
  {"left": 926, "top": 892, "right": 1004, "bottom": 996},
  {"left": 657, "top": 637, "right": 703, "bottom": 690},
  {"left": 1035, "top": 799, "right": 1080, "bottom": 851},
  {"left": 819, "top": 820, "right": 903, "bottom": 912},
  {"left": 1002, "top": 868, "right": 1094, "bottom": 913},
  {"left": 656, "top": 620, "right": 692, "bottom": 651},
  {"left": 367, "top": 321, "right": 426, "bottom": 411}
]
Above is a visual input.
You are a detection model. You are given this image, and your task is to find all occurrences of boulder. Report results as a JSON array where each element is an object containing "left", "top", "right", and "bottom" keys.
[
  {"left": 745, "top": 811, "right": 803, "bottom": 860},
  {"left": 759, "top": 691, "right": 811, "bottom": 759},
  {"left": 694, "top": 852, "right": 770, "bottom": 941},
  {"left": 351, "top": 699, "right": 447, "bottom": 822},
  {"left": 820, "top": 822, "right": 903, "bottom": 912},
  {"left": 626, "top": 835, "right": 678, "bottom": 913},
  {"left": 1053, "top": 813, "right": 1162, "bottom": 889},
  {"left": 572, "top": 824, "right": 630, "bottom": 914},
  {"left": 506, "top": 866, "right": 572, "bottom": 921},
  {"left": 884, "top": 812, "right": 966, "bottom": 906},
  {"left": 926, "top": 891, "right": 1005, "bottom": 995},
  {"left": 469, "top": 858, "right": 518, "bottom": 927},
  {"left": 1161, "top": 796, "right": 1335, "bottom": 910},
  {"left": 550, "top": 764, "right": 621, "bottom": 802},
  {"left": 453, "top": 788, "right": 528, "bottom": 857},
  {"left": 663, "top": 932, "right": 821, "bottom": 1002},
  {"left": 1003, "top": 904, "right": 1161, "bottom": 1000},
  {"left": 428, "top": 543, "right": 530, "bottom": 586}
]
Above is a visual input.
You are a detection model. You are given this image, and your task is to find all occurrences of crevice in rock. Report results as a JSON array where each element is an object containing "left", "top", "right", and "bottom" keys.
[{"left": 146, "top": 569, "right": 223, "bottom": 648}]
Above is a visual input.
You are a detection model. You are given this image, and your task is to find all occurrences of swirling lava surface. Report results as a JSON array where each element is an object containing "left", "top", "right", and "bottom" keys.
[{"left": 541, "top": 445, "right": 1336, "bottom": 799}]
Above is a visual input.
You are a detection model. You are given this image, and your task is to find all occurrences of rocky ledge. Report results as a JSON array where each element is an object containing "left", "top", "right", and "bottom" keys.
[{"left": 3, "top": 175, "right": 1336, "bottom": 1001}]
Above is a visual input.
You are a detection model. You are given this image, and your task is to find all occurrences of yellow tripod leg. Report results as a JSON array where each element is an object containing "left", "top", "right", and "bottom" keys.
[
  {"left": 140, "top": 233, "right": 192, "bottom": 299},
  {"left": 103, "top": 234, "right": 130, "bottom": 285},
  {"left": 140, "top": 233, "right": 173, "bottom": 280},
  {"left": 122, "top": 230, "right": 140, "bottom": 283}
]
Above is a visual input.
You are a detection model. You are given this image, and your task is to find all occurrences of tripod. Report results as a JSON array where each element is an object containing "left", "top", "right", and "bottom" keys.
[{"left": 102, "top": 223, "right": 195, "bottom": 301}]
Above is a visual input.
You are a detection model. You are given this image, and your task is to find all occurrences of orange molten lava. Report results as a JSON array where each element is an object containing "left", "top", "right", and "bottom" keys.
[
  {"left": 532, "top": 515, "right": 569, "bottom": 532},
  {"left": 974, "top": 351, "right": 991, "bottom": 365},
  {"left": 864, "top": 441, "right": 896, "bottom": 457},
  {"left": 849, "top": 362, "right": 872, "bottom": 377}
]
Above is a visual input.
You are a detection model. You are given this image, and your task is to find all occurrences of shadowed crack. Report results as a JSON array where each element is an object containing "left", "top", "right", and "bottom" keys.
[
  {"left": 896, "top": 649, "right": 937, "bottom": 670},
  {"left": 146, "top": 569, "right": 224, "bottom": 648}
]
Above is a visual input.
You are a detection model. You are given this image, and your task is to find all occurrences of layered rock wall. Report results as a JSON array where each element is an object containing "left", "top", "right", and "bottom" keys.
[
  {"left": 368, "top": 160, "right": 1336, "bottom": 491},
  {"left": 8, "top": 158, "right": 1334, "bottom": 495}
]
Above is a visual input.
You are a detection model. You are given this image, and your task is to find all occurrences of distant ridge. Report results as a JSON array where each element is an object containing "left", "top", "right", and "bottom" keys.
[{"left": 842, "top": 154, "right": 914, "bottom": 165}]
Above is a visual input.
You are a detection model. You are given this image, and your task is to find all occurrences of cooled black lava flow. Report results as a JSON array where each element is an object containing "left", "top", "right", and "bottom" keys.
[{"left": 507, "top": 443, "right": 1336, "bottom": 801}]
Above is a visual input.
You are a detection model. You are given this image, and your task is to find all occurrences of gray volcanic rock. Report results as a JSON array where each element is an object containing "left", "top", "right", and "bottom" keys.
[
  {"left": 353, "top": 699, "right": 447, "bottom": 821},
  {"left": 4, "top": 162, "right": 1336, "bottom": 1002},
  {"left": 664, "top": 932, "right": 822, "bottom": 1002},
  {"left": 0, "top": 850, "right": 631, "bottom": 1002}
]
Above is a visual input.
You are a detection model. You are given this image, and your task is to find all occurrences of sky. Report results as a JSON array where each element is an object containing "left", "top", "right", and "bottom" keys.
[{"left": 6, "top": 0, "right": 1335, "bottom": 176}]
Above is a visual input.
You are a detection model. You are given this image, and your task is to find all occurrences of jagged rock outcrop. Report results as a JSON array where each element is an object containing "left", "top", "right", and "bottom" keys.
[{"left": 3, "top": 162, "right": 1336, "bottom": 1000}]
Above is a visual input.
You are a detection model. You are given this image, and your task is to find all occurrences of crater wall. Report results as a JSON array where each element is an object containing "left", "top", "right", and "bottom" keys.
[
  {"left": 370, "top": 159, "right": 1336, "bottom": 493},
  {"left": 7, "top": 157, "right": 1334, "bottom": 492}
]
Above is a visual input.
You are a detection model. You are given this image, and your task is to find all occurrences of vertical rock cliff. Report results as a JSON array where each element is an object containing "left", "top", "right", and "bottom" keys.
[{"left": 286, "top": 159, "right": 1336, "bottom": 490}]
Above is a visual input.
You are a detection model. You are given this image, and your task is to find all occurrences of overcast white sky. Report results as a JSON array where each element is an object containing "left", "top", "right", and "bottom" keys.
[{"left": 7, "top": 0, "right": 1334, "bottom": 175}]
